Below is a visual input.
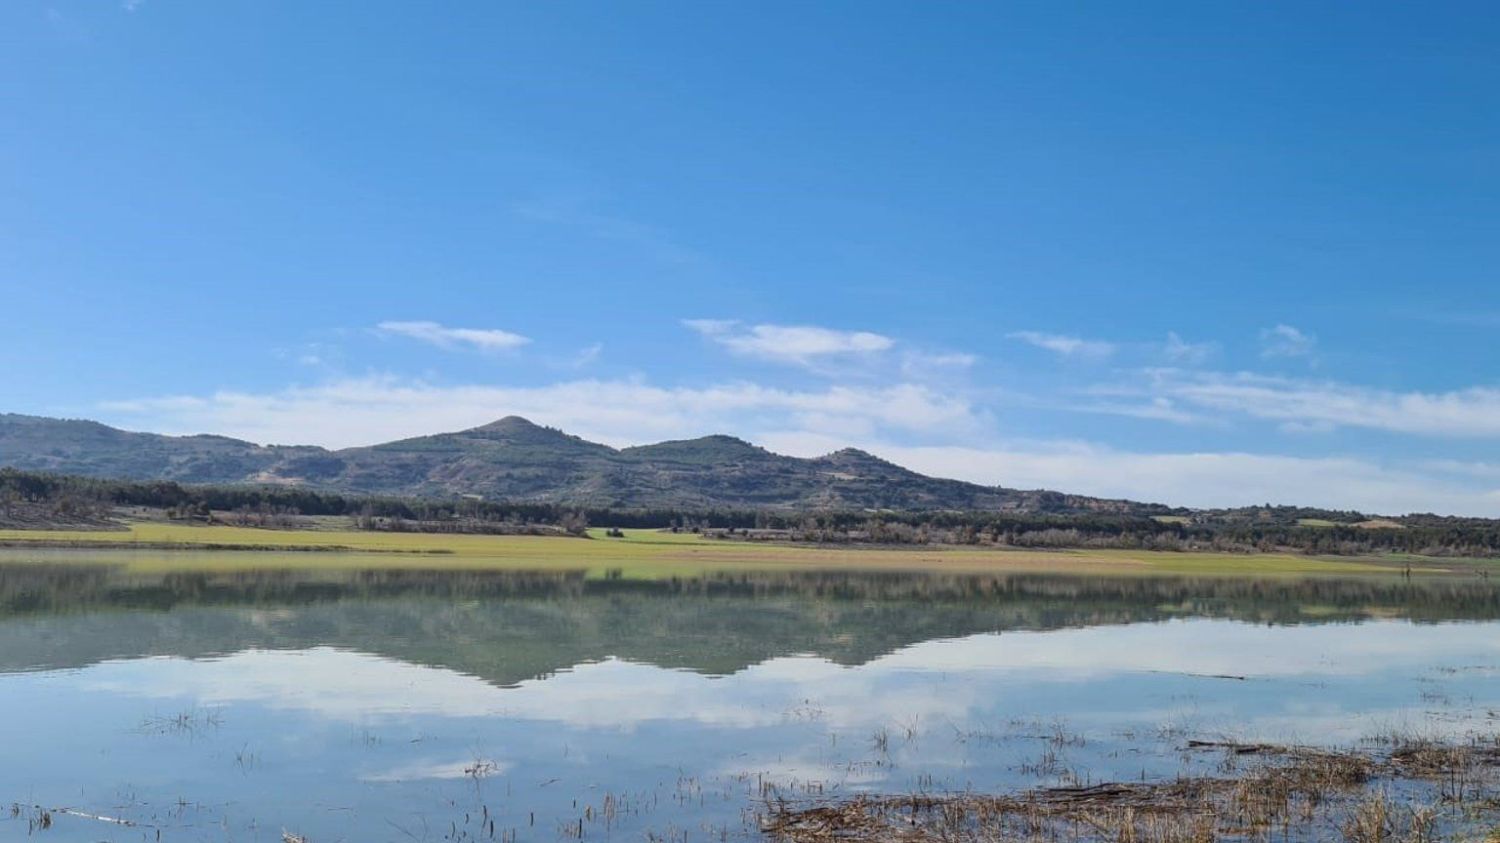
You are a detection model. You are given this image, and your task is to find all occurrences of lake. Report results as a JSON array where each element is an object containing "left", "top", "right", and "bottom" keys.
[{"left": 1, "top": 560, "right": 1498, "bottom": 841}]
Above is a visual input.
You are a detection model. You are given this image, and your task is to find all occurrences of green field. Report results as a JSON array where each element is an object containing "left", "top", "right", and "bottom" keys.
[{"left": 0, "top": 521, "right": 1467, "bottom": 579}]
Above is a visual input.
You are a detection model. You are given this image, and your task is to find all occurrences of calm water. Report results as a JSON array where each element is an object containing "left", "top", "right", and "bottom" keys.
[{"left": 1, "top": 561, "right": 1498, "bottom": 841}]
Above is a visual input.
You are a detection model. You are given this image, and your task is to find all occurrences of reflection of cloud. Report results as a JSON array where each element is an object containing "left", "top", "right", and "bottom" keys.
[
  {"left": 361, "top": 758, "right": 512, "bottom": 783},
  {"left": 715, "top": 756, "right": 889, "bottom": 789},
  {"left": 82, "top": 648, "right": 507, "bottom": 718},
  {"left": 875, "top": 621, "right": 1500, "bottom": 677},
  {"left": 70, "top": 622, "right": 1500, "bottom": 736},
  {"left": 75, "top": 648, "right": 975, "bottom": 731}
]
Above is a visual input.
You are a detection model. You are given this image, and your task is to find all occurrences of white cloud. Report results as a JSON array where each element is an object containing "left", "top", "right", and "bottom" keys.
[
  {"left": 1064, "top": 369, "right": 1500, "bottom": 441},
  {"left": 1163, "top": 372, "right": 1500, "bottom": 438},
  {"left": 685, "top": 320, "right": 894, "bottom": 366},
  {"left": 1260, "top": 324, "right": 1317, "bottom": 359},
  {"left": 102, "top": 376, "right": 981, "bottom": 450},
  {"left": 376, "top": 321, "right": 530, "bottom": 353},
  {"left": 1007, "top": 331, "right": 1115, "bottom": 360}
]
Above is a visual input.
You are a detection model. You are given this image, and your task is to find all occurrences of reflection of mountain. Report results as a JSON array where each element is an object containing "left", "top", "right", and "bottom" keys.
[{"left": 2, "top": 565, "right": 1498, "bottom": 685}]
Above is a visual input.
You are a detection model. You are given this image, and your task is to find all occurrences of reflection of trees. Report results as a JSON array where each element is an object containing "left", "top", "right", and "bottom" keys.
[{"left": 1, "top": 564, "right": 1497, "bottom": 686}]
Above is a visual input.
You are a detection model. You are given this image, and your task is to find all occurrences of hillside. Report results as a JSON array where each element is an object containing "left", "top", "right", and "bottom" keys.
[{"left": 0, "top": 412, "right": 1159, "bottom": 515}]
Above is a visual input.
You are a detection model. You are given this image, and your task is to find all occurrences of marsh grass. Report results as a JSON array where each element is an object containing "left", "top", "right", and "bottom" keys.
[{"left": 761, "top": 739, "right": 1499, "bottom": 842}]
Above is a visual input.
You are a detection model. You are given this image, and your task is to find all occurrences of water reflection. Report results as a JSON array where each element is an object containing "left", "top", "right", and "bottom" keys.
[
  {"left": 1, "top": 562, "right": 1498, "bottom": 841},
  {"left": 5, "top": 563, "right": 1500, "bottom": 678}
]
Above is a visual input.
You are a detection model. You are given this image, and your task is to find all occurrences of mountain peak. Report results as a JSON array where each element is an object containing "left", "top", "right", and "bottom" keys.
[
  {"left": 464, "top": 415, "right": 578, "bottom": 441},
  {"left": 620, "top": 434, "right": 769, "bottom": 464},
  {"left": 823, "top": 447, "right": 879, "bottom": 461},
  {"left": 457, "top": 416, "right": 607, "bottom": 450},
  {"left": 817, "top": 447, "right": 902, "bottom": 470},
  {"left": 695, "top": 434, "right": 759, "bottom": 449},
  {"left": 472, "top": 415, "right": 541, "bottom": 432}
]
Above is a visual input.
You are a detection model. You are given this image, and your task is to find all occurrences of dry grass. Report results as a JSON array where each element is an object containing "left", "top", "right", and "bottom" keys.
[
  {"left": 1356, "top": 520, "right": 1408, "bottom": 530},
  {"left": 762, "top": 740, "right": 1499, "bottom": 843}
]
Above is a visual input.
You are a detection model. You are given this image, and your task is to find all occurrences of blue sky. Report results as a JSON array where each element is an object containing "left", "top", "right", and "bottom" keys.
[{"left": 6, "top": 1, "right": 1500, "bottom": 514}]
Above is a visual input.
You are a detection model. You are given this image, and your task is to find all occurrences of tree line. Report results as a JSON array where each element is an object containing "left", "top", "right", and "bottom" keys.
[{"left": 4, "top": 468, "right": 1500, "bottom": 556}]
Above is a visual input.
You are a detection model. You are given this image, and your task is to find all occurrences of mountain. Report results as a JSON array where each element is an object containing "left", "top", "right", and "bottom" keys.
[
  {"left": 0, "top": 413, "right": 316, "bottom": 483},
  {"left": 0, "top": 412, "right": 1160, "bottom": 514}
]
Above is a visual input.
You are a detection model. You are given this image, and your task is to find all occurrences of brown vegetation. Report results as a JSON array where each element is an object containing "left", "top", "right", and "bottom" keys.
[{"left": 761, "top": 739, "right": 1500, "bottom": 843}]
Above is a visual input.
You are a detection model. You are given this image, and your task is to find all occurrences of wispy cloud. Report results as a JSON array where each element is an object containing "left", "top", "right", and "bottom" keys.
[
  {"left": 1066, "top": 396, "right": 1209, "bottom": 426},
  {"left": 570, "top": 342, "right": 603, "bottom": 368},
  {"left": 272, "top": 342, "right": 343, "bottom": 371},
  {"left": 376, "top": 321, "right": 530, "bottom": 353},
  {"left": 1260, "top": 324, "right": 1317, "bottom": 359},
  {"left": 102, "top": 375, "right": 980, "bottom": 450},
  {"left": 1167, "top": 373, "right": 1500, "bottom": 438},
  {"left": 1162, "top": 332, "right": 1215, "bottom": 365},
  {"left": 900, "top": 350, "right": 978, "bottom": 379},
  {"left": 1070, "top": 370, "right": 1500, "bottom": 439},
  {"left": 1007, "top": 331, "right": 1115, "bottom": 360},
  {"left": 685, "top": 320, "right": 895, "bottom": 366}
]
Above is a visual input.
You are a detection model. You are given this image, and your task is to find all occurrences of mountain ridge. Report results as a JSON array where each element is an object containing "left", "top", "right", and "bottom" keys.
[{"left": 0, "top": 412, "right": 1164, "bottom": 515}]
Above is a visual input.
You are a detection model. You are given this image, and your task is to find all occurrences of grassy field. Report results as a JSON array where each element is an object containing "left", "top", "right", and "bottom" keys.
[
  {"left": 0, "top": 521, "right": 1462, "bottom": 578},
  {"left": 1296, "top": 517, "right": 1407, "bottom": 530}
]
